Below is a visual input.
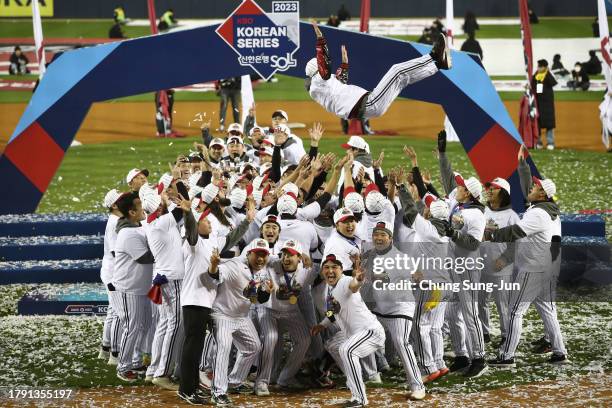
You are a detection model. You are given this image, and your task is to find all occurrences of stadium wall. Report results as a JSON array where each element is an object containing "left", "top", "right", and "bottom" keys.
[{"left": 51, "top": 0, "right": 596, "bottom": 19}]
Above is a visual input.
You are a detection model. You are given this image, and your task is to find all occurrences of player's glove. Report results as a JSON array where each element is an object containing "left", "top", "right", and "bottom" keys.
[
  {"left": 437, "top": 130, "right": 447, "bottom": 153},
  {"left": 445, "top": 224, "right": 457, "bottom": 240}
]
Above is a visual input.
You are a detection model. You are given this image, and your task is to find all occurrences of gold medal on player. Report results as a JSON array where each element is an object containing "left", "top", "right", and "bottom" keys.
[
  {"left": 249, "top": 296, "right": 257, "bottom": 304},
  {"left": 326, "top": 310, "right": 334, "bottom": 318},
  {"left": 289, "top": 295, "right": 298, "bottom": 305}
]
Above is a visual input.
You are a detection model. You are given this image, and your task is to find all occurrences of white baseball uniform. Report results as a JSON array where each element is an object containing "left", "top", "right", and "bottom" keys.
[
  {"left": 113, "top": 222, "right": 154, "bottom": 373},
  {"left": 255, "top": 260, "right": 311, "bottom": 387},
  {"left": 145, "top": 211, "right": 186, "bottom": 379},
  {"left": 446, "top": 189, "right": 487, "bottom": 361},
  {"left": 309, "top": 54, "right": 438, "bottom": 120},
  {"left": 211, "top": 258, "right": 269, "bottom": 396},
  {"left": 498, "top": 204, "right": 567, "bottom": 360},
  {"left": 322, "top": 230, "right": 362, "bottom": 273},
  {"left": 479, "top": 206, "right": 520, "bottom": 341},
  {"left": 101, "top": 213, "right": 122, "bottom": 354},
  {"left": 362, "top": 246, "right": 424, "bottom": 392},
  {"left": 322, "top": 275, "right": 385, "bottom": 406}
]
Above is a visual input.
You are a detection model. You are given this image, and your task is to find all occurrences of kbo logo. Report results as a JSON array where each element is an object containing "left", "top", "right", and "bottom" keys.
[{"left": 216, "top": 0, "right": 300, "bottom": 80}]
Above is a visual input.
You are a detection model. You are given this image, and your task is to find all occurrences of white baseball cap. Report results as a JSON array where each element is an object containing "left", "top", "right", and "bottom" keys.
[
  {"left": 201, "top": 183, "right": 220, "bottom": 204},
  {"left": 487, "top": 177, "right": 511, "bottom": 195},
  {"left": 341, "top": 135, "right": 369, "bottom": 152},
  {"left": 247, "top": 238, "right": 270, "bottom": 254},
  {"left": 455, "top": 173, "right": 482, "bottom": 198},
  {"left": 157, "top": 173, "right": 174, "bottom": 193},
  {"left": 126, "top": 168, "right": 149, "bottom": 184},
  {"left": 227, "top": 135, "right": 244, "bottom": 145},
  {"left": 229, "top": 188, "right": 248, "bottom": 209},
  {"left": 333, "top": 207, "right": 355, "bottom": 224},
  {"left": 305, "top": 58, "right": 318, "bottom": 77},
  {"left": 227, "top": 123, "right": 243, "bottom": 134},
  {"left": 256, "top": 146, "right": 274, "bottom": 157},
  {"left": 365, "top": 191, "right": 386, "bottom": 213},
  {"left": 210, "top": 138, "right": 226, "bottom": 148},
  {"left": 103, "top": 189, "right": 122, "bottom": 209},
  {"left": 272, "top": 109, "right": 288, "bottom": 121},
  {"left": 281, "top": 182, "right": 299, "bottom": 197},
  {"left": 250, "top": 125, "right": 265, "bottom": 137},
  {"left": 532, "top": 176, "right": 556, "bottom": 198},
  {"left": 277, "top": 194, "right": 298, "bottom": 215},
  {"left": 344, "top": 192, "right": 365, "bottom": 214},
  {"left": 281, "top": 239, "right": 303, "bottom": 256},
  {"left": 430, "top": 200, "right": 450, "bottom": 220},
  {"left": 138, "top": 184, "right": 161, "bottom": 214},
  {"left": 251, "top": 188, "right": 264, "bottom": 207}
]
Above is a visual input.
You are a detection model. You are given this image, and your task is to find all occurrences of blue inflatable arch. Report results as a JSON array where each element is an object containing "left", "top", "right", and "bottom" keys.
[{"left": 0, "top": 21, "right": 538, "bottom": 214}]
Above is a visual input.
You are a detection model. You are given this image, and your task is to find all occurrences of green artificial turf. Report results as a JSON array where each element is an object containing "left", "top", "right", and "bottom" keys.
[{"left": 0, "top": 19, "right": 151, "bottom": 39}]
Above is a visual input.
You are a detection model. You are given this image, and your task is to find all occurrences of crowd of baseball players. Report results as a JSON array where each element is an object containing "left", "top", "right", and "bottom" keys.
[{"left": 97, "top": 108, "right": 568, "bottom": 406}]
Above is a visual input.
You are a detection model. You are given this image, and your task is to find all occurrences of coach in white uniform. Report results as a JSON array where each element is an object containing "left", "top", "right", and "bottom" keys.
[{"left": 113, "top": 192, "right": 155, "bottom": 382}]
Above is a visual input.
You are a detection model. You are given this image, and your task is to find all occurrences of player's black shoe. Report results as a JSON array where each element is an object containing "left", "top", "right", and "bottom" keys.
[
  {"left": 342, "top": 400, "right": 365, "bottom": 408},
  {"left": 549, "top": 354, "right": 570, "bottom": 364},
  {"left": 177, "top": 390, "right": 208, "bottom": 405},
  {"left": 430, "top": 33, "right": 452, "bottom": 70},
  {"left": 464, "top": 358, "right": 489, "bottom": 378},
  {"left": 533, "top": 340, "right": 553, "bottom": 354},
  {"left": 530, "top": 336, "right": 548, "bottom": 346},
  {"left": 449, "top": 355, "right": 470, "bottom": 373},
  {"left": 487, "top": 357, "right": 516, "bottom": 368},
  {"left": 211, "top": 394, "right": 233, "bottom": 406}
]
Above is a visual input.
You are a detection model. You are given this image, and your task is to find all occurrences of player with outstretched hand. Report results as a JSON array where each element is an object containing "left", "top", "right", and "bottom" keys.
[{"left": 305, "top": 21, "right": 451, "bottom": 121}]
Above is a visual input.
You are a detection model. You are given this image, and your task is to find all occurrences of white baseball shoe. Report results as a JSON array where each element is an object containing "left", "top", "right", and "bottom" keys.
[
  {"left": 98, "top": 347, "right": 110, "bottom": 360},
  {"left": 152, "top": 376, "right": 179, "bottom": 391},
  {"left": 107, "top": 354, "right": 118, "bottom": 366},
  {"left": 255, "top": 382, "right": 270, "bottom": 396},
  {"left": 409, "top": 387, "right": 426, "bottom": 400},
  {"left": 365, "top": 373, "right": 382, "bottom": 385}
]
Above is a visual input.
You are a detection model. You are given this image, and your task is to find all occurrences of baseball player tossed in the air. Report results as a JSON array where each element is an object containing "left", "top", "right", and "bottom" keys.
[
  {"left": 312, "top": 253, "right": 385, "bottom": 408},
  {"left": 305, "top": 21, "right": 451, "bottom": 121}
]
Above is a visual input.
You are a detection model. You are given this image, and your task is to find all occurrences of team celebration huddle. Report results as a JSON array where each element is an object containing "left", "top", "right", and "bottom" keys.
[{"left": 94, "top": 25, "right": 568, "bottom": 408}]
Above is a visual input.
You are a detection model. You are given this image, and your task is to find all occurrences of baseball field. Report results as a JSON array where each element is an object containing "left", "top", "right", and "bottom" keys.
[{"left": 0, "top": 15, "right": 611, "bottom": 408}]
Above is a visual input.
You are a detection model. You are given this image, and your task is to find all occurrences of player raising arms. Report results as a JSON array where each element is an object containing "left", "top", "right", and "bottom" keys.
[{"left": 305, "top": 21, "right": 451, "bottom": 121}]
